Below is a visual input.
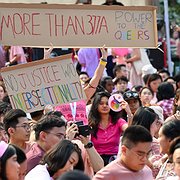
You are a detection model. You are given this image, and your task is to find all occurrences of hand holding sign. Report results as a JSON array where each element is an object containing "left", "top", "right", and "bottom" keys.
[{"left": 44, "top": 43, "right": 54, "bottom": 59}]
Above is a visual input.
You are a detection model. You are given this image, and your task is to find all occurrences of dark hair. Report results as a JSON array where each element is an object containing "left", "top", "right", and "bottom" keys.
[
  {"left": 169, "top": 136, "right": 180, "bottom": 162},
  {"left": 157, "top": 82, "right": 174, "bottom": 101},
  {"left": 139, "top": 87, "right": 153, "bottom": 96},
  {"left": 34, "top": 115, "right": 66, "bottom": 140},
  {"left": 143, "top": 74, "right": 151, "bottom": 85},
  {"left": 88, "top": 91, "right": 120, "bottom": 138},
  {"left": 113, "top": 64, "right": 126, "bottom": 77},
  {"left": 100, "top": 76, "right": 113, "bottom": 89},
  {"left": 158, "top": 69, "right": 170, "bottom": 77},
  {"left": 0, "top": 101, "right": 12, "bottom": 117},
  {"left": 121, "top": 125, "right": 152, "bottom": 149},
  {"left": 79, "top": 71, "right": 89, "bottom": 77},
  {"left": 161, "top": 120, "right": 180, "bottom": 141},
  {"left": 3, "top": 109, "right": 27, "bottom": 136},
  {"left": 30, "top": 110, "right": 44, "bottom": 121},
  {"left": 114, "top": 76, "right": 128, "bottom": 85},
  {"left": 164, "top": 76, "right": 175, "bottom": 82},
  {"left": 11, "top": 144, "right": 26, "bottom": 164},
  {"left": 41, "top": 140, "right": 84, "bottom": 177},
  {"left": 174, "top": 72, "right": 180, "bottom": 83},
  {"left": 147, "top": 73, "right": 162, "bottom": 92},
  {"left": 131, "top": 85, "right": 143, "bottom": 93},
  {"left": 0, "top": 144, "right": 16, "bottom": 180},
  {"left": 58, "top": 170, "right": 90, "bottom": 180},
  {"left": 132, "top": 107, "right": 158, "bottom": 132},
  {"left": 44, "top": 110, "right": 64, "bottom": 118}
]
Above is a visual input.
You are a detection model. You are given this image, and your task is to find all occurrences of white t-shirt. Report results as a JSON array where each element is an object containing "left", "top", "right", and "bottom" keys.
[
  {"left": 25, "top": 164, "right": 52, "bottom": 180},
  {"left": 93, "top": 159, "right": 153, "bottom": 180}
]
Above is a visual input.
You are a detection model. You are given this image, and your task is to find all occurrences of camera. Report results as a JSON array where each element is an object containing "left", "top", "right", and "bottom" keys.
[{"left": 71, "top": 121, "right": 91, "bottom": 137}]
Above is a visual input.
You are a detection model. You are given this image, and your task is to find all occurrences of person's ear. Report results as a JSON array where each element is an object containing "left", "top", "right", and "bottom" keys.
[
  {"left": 7, "top": 127, "right": 15, "bottom": 136},
  {"left": 174, "top": 98, "right": 178, "bottom": 106},
  {"left": 39, "top": 131, "right": 48, "bottom": 142},
  {"left": 121, "top": 145, "right": 128, "bottom": 155}
]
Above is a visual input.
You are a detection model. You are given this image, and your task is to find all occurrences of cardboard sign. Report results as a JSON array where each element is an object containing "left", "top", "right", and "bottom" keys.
[
  {"left": 0, "top": 3, "right": 157, "bottom": 48},
  {"left": 0, "top": 55, "right": 86, "bottom": 113}
]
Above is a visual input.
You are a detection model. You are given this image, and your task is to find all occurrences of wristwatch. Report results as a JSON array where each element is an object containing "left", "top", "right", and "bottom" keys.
[{"left": 84, "top": 141, "right": 93, "bottom": 149}]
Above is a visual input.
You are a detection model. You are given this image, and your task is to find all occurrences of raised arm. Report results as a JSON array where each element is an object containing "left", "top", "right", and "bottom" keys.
[{"left": 84, "top": 46, "right": 107, "bottom": 102}]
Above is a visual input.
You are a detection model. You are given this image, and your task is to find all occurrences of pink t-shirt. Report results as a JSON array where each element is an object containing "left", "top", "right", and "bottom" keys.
[
  {"left": 93, "top": 159, "right": 153, "bottom": 180},
  {"left": 10, "top": 46, "right": 27, "bottom": 64},
  {"left": 91, "top": 118, "right": 127, "bottom": 155},
  {"left": 55, "top": 100, "right": 88, "bottom": 125}
]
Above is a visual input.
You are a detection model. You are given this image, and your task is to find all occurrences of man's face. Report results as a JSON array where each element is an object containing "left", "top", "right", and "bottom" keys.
[
  {"left": 122, "top": 142, "right": 152, "bottom": 171},
  {"left": 116, "top": 67, "right": 128, "bottom": 78},
  {"left": 44, "top": 126, "right": 66, "bottom": 151},
  {"left": 13, "top": 117, "right": 30, "bottom": 142}
]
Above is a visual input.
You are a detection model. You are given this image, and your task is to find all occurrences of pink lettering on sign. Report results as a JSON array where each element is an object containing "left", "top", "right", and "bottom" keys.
[{"left": 0, "top": 12, "right": 41, "bottom": 40}]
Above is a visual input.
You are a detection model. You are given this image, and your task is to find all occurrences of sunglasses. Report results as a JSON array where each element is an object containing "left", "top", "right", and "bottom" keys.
[{"left": 124, "top": 91, "right": 139, "bottom": 99}]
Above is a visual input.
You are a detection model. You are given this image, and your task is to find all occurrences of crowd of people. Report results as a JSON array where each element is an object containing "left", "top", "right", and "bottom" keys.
[{"left": 0, "top": 0, "right": 180, "bottom": 179}]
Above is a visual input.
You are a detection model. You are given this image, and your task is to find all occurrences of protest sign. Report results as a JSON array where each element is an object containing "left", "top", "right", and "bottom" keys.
[
  {"left": 0, "top": 3, "right": 157, "bottom": 48},
  {"left": 1, "top": 55, "right": 86, "bottom": 113}
]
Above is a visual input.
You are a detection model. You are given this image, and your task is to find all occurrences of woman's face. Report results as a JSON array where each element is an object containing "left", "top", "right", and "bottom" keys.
[
  {"left": 158, "top": 127, "right": 171, "bottom": 154},
  {"left": 55, "top": 151, "right": 79, "bottom": 177},
  {"left": 140, "top": 88, "right": 153, "bottom": 106},
  {"left": 149, "top": 79, "right": 162, "bottom": 93},
  {"left": 0, "top": 86, "right": 5, "bottom": 100},
  {"left": 127, "top": 99, "right": 140, "bottom": 114},
  {"left": 6, "top": 154, "right": 20, "bottom": 180},
  {"left": 173, "top": 148, "right": 180, "bottom": 177},
  {"left": 175, "top": 95, "right": 180, "bottom": 107},
  {"left": 98, "top": 96, "right": 110, "bottom": 114}
]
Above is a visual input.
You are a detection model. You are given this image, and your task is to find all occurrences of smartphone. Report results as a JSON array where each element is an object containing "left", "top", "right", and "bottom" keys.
[{"left": 78, "top": 125, "right": 91, "bottom": 137}]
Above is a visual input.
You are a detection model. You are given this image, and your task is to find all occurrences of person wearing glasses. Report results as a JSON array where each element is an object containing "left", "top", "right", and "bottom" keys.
[
  {"left": 93, "top": 125, "right": 153, "bottom": 180},
  {"left": 3, "top": 109, "right": 31, "bottom": 153},
  {"left": 26, "top": 115, "right": 66, "bottom": 173}
]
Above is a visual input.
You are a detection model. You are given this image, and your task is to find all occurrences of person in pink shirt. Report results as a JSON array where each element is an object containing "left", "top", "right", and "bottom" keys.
[
  {"left": 93, "top": 125, "right": 153, "bottom": 180},
  {"left": 8, "top": 46, "right": 27, "bottom": 65},
  {"left": 89, "top": 91, "right": 129, "bottom": 165}
]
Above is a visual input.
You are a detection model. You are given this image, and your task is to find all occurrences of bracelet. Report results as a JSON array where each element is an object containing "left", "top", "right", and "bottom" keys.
[
  {"left": 100, "top": 59, "right": 107, "bottom": 66},
  {"left": 100, "top": 58, "right": 107, "bottom": 62}
]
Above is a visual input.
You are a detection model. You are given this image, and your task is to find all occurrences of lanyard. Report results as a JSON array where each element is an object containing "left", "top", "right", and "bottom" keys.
[{"left": 70, "top": 102, "right": 77, "bottom": 121}]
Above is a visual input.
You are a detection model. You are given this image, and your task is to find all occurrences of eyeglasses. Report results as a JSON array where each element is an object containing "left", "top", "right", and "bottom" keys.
[
  {"left": 45, "top": 131, "right": 65, "bottom": 139},
  {"left": 123, "top": 91, "right": 139, "bottom": 99},
  {"left": 16, "top": 123, "right": 31, "bottom": 131},
  {"left": 127, "top": 148, "right": 152, "bottom": 160}
]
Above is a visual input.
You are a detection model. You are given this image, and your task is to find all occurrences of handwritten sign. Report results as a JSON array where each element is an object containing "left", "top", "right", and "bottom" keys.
[
  {"left": 0, "top": 55, "right": 86, "bottom": 113},
  {"left": 0, "top": 3, "right": 157, "bottom": 48}
]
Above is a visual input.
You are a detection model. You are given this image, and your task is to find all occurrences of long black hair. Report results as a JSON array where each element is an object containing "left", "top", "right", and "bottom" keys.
[
  {"left": 132, "top": 107, "right": 158, "bottom": 132},
  {"left": 88, "top": 91, "right": 121, "bottom": 138},
  {"left": 41, "top": 140, "right": 84, "bottom": 177}
]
